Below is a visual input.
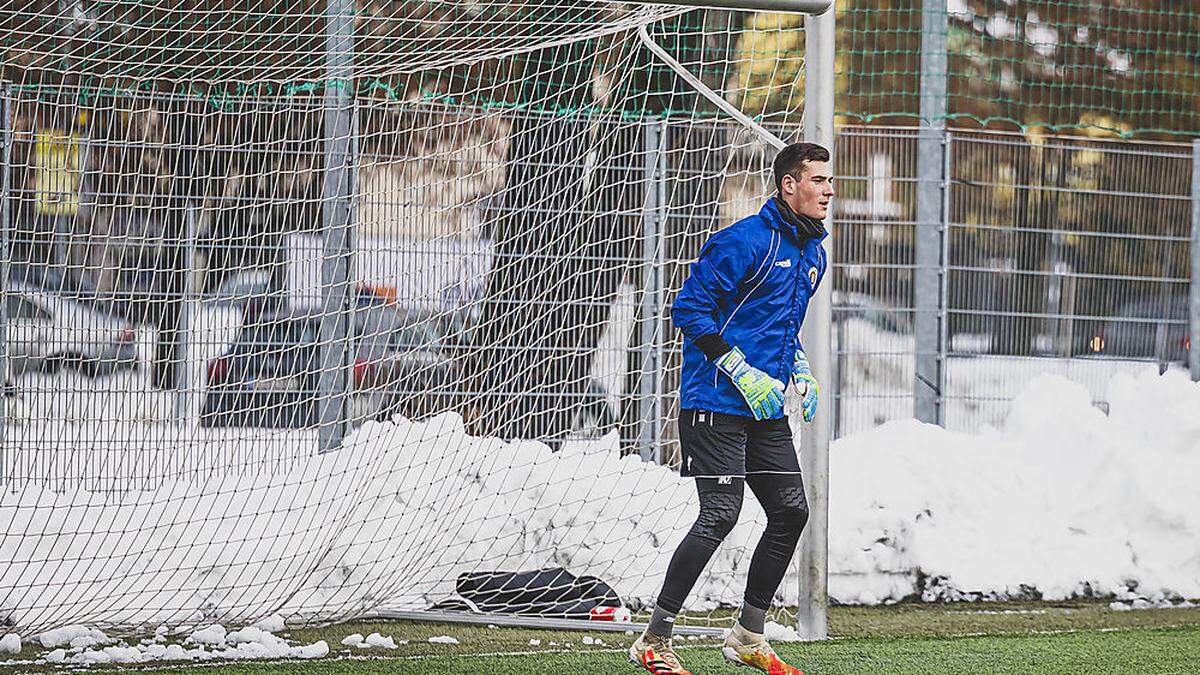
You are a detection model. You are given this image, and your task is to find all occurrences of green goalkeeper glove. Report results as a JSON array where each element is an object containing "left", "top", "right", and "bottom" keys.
[
  {"left": 715, "top": 346, "right": 786, "bottom": 420},
  {"left": 792, "top": 349, "right": 819, "bottom": 424}
]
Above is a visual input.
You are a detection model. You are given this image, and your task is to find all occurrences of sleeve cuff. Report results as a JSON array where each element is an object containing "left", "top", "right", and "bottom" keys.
[{"left": 695, "top": 333, "right": 733, "bottom": 361}]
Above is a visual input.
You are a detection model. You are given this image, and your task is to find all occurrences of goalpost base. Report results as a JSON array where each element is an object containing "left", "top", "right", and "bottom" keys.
[{"left": 370, "top": 609, "right": 728, "bottom": 636}]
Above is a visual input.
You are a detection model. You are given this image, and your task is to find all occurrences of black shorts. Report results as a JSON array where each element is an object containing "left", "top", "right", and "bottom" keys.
[{"left": 677, "top": 409, "right": 801, "bottom": 478}]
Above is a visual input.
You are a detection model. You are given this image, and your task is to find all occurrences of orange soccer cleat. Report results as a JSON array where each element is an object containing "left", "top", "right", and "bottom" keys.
[
  {"left": 721, "top": 624, "right": 804, "bottom": 675},
  {"left": 628, "top": 630, "right": 692, "bottom": 675}
]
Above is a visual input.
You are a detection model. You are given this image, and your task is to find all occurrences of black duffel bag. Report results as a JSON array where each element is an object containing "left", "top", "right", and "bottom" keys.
[{"left": 447, "top": 567, "right": 623, "bottom": 619}]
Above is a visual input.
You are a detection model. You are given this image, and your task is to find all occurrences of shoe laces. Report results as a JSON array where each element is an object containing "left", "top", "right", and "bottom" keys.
[{"left": 645, "top": 635, "right": 684, "bottom": 669}]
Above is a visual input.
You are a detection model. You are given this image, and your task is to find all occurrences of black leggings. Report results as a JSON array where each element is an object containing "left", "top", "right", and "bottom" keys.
[{"left": 655, "top": 474, "right": 809, "bottom": 614}]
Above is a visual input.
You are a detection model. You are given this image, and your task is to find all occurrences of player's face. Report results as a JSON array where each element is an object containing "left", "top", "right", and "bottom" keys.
[{"left": 782, "top": 160, "right": 835, "bottom": 220}]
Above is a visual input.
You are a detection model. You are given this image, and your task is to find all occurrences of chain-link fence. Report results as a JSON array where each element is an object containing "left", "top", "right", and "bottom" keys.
[
  {"left": 832, "top": 126, "right": 1198, "bottom": 437},
  {"left": 2, "top": 88, "right": 1197, "bottom": 488}
]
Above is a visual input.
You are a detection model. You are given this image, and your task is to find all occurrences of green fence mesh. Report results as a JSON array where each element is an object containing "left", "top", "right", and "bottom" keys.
[
  {"left": 840, "top": 0, "right": 1200, "bottom": 138},
  {"left": 3, "top": 1, "right": 1200, "bottom": 137}
]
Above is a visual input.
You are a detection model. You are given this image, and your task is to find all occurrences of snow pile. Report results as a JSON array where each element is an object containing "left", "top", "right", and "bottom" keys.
[
  {"left": 0, "top": 412, "right": 724, "bottom": 630},
  {"left": 340, "top": 633, "right": 365, "bottom": 647},
  {"left": 364, "top": 632, "right": 401, "bottom": 648},
  {"left": 36, "top": 626, "right": 112, "bottom": 649},
  {"left": 26, "top": 623, "right": 328, "bottom": 665},
  {"left": 763, "top": 621, "right": 802, "bottom": 643},
  {"left": 1110, "top": 598, "right": 1196, "bottom": 611},
  {"left": 251, "top": 614, "right": 286, "bottom": 633},
  {"left": 189, "top": 625, "right": 227, "bottom": 646},
  {"left": 831, "top": 369, "right": 1200, "bottom": 604},
  {"left": 2, "top": 370, "right": 1199, "bottom": 635},
  {"left": 0, "top": 634, "right": 20, "bottom": 654}
]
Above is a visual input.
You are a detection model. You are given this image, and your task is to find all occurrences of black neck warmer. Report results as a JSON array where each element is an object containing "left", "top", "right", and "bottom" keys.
[{"left": 773, "top": 196, "right": 827, "bottom": 241}]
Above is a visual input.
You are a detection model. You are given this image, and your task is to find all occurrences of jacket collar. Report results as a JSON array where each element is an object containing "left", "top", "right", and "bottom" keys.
[{"left": 763, "top": 196, "right": 828, "bottom": 242}]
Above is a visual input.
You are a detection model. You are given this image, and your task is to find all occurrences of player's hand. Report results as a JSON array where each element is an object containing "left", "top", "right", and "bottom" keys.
[
  {"left": 792, "top": 349, "right": 819, "bottom": 424},
  {"left": 715, "top": 347, "right": 786, "bottom": 420}
]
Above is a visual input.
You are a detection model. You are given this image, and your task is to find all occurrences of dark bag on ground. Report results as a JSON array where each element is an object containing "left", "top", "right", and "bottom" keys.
[{"left": 447, "top": 567, "right": 622, "bottom": 618}]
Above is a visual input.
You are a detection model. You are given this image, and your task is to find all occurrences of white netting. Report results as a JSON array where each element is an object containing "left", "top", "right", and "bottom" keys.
[{"left": 0, "top": 0, "right": 810, "bottom": 634}]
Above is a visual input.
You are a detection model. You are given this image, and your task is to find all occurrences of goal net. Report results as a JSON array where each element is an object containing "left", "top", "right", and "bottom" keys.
[{"left": 0, "top": 0, "right": 815, "bottom": 635}]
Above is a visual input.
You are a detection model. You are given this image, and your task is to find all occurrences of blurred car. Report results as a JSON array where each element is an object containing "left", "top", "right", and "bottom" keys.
[
  {"left": 1079, "top": 295, "right": 1189, "bottom": 362},
  {"left": 5, "top": 282, "right": 139, "bottom": 377},
  {"left": 208, "top": 269, "right": 275, "bottom": 308},
  {"left": 832, "top": 291, "right": 912, "bottom": 334},
  {"left": 200, "top": 304, "right": 455, "bottom": 428}
]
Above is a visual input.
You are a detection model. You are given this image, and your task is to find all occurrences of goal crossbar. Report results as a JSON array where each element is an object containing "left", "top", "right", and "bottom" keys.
[{"left": 633, "top": 0, "right": 832, "bottom": 14}]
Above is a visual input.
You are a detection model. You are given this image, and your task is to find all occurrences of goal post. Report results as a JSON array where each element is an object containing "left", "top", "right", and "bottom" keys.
[{"left": 0, "top": 0, "right": 835, "bottom": 641}]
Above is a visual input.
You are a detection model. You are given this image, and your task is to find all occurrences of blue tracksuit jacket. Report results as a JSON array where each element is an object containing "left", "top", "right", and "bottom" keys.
[{"left": 671, "top": 197, "right": 828, "bottom": 419}]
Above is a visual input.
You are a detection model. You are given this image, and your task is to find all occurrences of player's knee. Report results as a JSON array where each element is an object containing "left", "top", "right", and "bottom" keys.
[
  {"left": 772, "top": 502, "right": 809, "bottom": 533},
  {"left": 690, "top": 492, "right": 743, "bottom": 543},
  {"left": 767, "top": 486, "right": 809, "bottom": 532}
]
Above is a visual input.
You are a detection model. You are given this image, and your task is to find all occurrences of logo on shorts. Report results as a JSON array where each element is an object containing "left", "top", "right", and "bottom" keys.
[
  {"left": 718, "top": 476, "right": 733, "bottom": 485},
  {"left": 808, "top": 267, "right": 819, "bottom": 287}
]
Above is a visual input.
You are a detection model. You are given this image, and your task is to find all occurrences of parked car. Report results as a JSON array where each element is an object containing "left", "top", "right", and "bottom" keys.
[
  {"left": 200, "top": 305, "right": 456, "bottom": 428},
  {"left": 208, "top": 269, "right": 275, "bottom": 308},
  {"left": 5, "top": 282, "right": 139, "bottom": 377},
  {"left": 1079, "top": 295, "right": 1189, "bottom": 362},
  {"left": 833, "top": 291, "right": 912, "bottom": 334}
]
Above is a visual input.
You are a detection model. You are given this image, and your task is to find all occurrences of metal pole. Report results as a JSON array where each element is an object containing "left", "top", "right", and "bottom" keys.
[
  {"left": 317, "top": 0, "right": 357, "bottom": 453},
  {"left": 173, "top": 202, "right": 198, "bottom": 426},
  {"left": 1190, "top": 140, "right": 1200, "bottom": 381},
  {"left": 914, "top": 0, "right": 948, "bottom": 424},
  {"left": 796, "top": 3, "right": 833, "bottom": 642},
  {"left": 0, "top": 85, "right": 10, "bottom": 468},
  {"left": 653, "top": 122, "right": 668, "bottom": 465},
  {"left": 639, "top": 120, "right": 661, "bottom": 462},
  {"left": 936, "top": 132, "right": 951, "bottom": 426}
]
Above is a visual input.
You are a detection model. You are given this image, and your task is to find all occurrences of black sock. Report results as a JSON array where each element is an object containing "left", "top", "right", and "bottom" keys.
[
  {"left": 738, "top": 603, "right": 768, "bottom": 634},
  {"left": 647, "top": 606, "right": 676, "bottom": 639}
]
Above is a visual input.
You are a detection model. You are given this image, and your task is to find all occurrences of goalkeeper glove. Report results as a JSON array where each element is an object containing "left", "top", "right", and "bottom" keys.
[
  {"left": 792, "top": 349, "right": 819, "bottom": 424},
  {"left": 715, "top": 346, "right": 786, "bottom": 421}
]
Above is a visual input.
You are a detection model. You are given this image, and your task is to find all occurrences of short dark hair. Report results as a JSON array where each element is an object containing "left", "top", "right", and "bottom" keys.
[{"left": 773, "top": 142, "right": 830, "bottom": 193}]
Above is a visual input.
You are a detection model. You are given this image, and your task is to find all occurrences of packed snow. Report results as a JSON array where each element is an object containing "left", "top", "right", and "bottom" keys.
[
  {"left": 19, "top": 622, "right": 328, "bottom": 665},
  {"left": 1, "top": 362, "right": 1198, "bottom": 641},
  {"left": 0, "top": 634, "right": 20, "bottom": 654},
  {"left": 36, "top": 625, "right": 111, "bottom": 649},
  {"left": 365, "top": 632, "right": 401, "bottom": 648},
  {"left": 340, "top": 633, "right": 365, "bottom": 647},
  {"left": 829, "top": 369, "right": 1200, "bottom": 605},
  {"left": 763, "top": 621, "right": 802, "bottom": 643}
]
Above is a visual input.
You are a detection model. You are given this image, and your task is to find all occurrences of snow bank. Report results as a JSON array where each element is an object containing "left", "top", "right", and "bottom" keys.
[
  {"left": 831, "top": 369, "right": 1200, "bottom": 604},
  {"left": 2, "top": 370, "right": 1198, "bottom": 636}
]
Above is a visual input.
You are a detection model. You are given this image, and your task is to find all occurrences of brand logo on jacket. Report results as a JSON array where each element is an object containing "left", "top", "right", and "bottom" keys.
[
  {"left": 808, "top": 267, "right": 819, "bottom": 286},
  {"left": 774, "top": 259, "right": 792, "bottom": 268}
]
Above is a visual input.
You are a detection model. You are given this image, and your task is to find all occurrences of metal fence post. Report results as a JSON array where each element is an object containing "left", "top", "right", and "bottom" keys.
[
  {"left": 1190, "top": 139, "right": 1200, "bottom": 382},
  {"left": 652, "top": 122, "right": 668, "bottom": 464},
  {"left": 936, "top": 132, "right": 951, "bottom": 425},
  {"left": 0, "top": 84, "right": 10, "bottom": 470},
  {"left": 638, "top": 120, "right": 663, "bottom": 462},
  {"left": 915, "top": 0, "right": 948, "bottom": 424},
  {"left": 173, "top": 201, "right": 198, "bottom": 426},
  {"left": 317, "top": 0, "right": 357, "bottom": 453}
]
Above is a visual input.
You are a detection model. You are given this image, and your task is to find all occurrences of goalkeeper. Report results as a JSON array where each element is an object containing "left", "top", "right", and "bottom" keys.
[{"left": 630, "top": 143, "right": 832, "bottom": 675}]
